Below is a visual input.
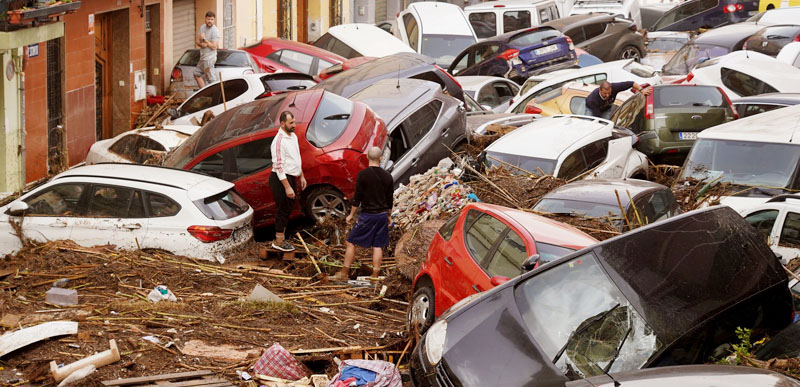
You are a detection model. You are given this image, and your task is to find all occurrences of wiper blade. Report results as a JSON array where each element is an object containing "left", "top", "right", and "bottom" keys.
[
  {"left": 603, "top": 323, "right": 633, "bottom": 373},
  {"left": 552, "top": 303, "right": 621, "bottom": 364}
]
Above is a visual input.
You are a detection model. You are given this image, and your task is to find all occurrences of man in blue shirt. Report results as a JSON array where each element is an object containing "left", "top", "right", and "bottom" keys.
[{"left": 585, "top": 81, "right": 651, "bottom": 119}]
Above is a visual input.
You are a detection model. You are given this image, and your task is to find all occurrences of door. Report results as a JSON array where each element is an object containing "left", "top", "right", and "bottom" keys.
[
  {"left": 472, "top": 225, "right": 530, "bottom": 292},
  {"left": 141, "top": 191, "right": 186, "bottom": 250},
  {"left": 744, "top": 208, "right": 781, "bottom": 253},
  {"left": 581, "top": 22, "right": 609, "bottom": 59},
  {"left": 172, "top": 0, "right": 196, "bottom": 65},
  {"left": 297, "top": 0, "right": 308, "bottom": 43},
  {"left": 776, "top": 211, "right": 800, "bottom": 262},
  {"left": 94, "top": 13, "right": 112, "bottom": 140},
  {"left": 82, "top": 184, "right": 149, "bottom": 249},
  {"left": 390, "top": 100, "right": 444, "bottom": 184},
  {"left": 18, "top": 183, "right": 88, "bottom": 244}
]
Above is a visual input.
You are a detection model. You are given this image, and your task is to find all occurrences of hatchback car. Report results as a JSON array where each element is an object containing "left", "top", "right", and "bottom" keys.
[
  {"left": 641, "top": 31, "right": 692, "bottom": 70},
  {"left": 168, "top": 49, "right": 262, "bottom": 99},
  {"left": 396, "top": 2, "right": 479, "bottom": 67},
  {"left": 410, "top": 206, "right": 792, "bottom": 386},
  {"left": 456, "top": 75, "right": 520, "bottom": 113},
  {"left": 350, "top": 79, "right": 468, "bottom": 186},
  {"left": 85, "top": 125, "right": 201, "bottom": 165},
  {"left": 0, "top": 164, "right": 253, "bottom": 262},
  {"left": 483, "top": 115, "right": 649, "bottom": 180},
  {"left": 448, "top": 26, "right": 577, "bottom": 84},
  {"left": 731, "top": 92, "right": 800, "bottom": 117},
  {"left": 543, "top": 13, "right": 646, "bottom": 62},
  {"left": 740, "top": 194, "right": 800, "bottom": 264},
  {"left": 660, "top": 22, "right": 763, "bottom": 76},
  {"left": 532, "top": 178, "right": 680, "bottom": 231},
  {"left": 163, "top": 90, "right": 388, "bottom": 228},
  {"left": 313, "top": 23, "right": 414, "bottom": 58},
  {"left": 611, "top": 84, "right": 737, "bottom": 164},
  {"left": 409, "top": 203, "right": 598, "bottom": 331},
  {"left": 242, "top": 37, "right": 345, "bottom": 77},
  {"left": 651, "top": 0, "right": 759, "bottom": 31},
  {"left": 686, "top": 50, "right": 800, "bottom": 97},
  {"left": 314, "top": 56, "right": 376, "bottom": 82},
  {"left": 168, "top": 73, "right": 317, "bottom": 125},
  {"left": 523, "top": 82, "right": 633, "bottom": 116},
  {"left": 743, "top": 24, "right": 800, "bottom": 56}
]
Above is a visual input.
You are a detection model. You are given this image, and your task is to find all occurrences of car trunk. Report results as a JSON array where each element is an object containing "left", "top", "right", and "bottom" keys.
[
  {"left": 656, "top": 106, "right": 730, "bottom": 142},
  {"left": 518, "top": 38, "right": 570, "bottom": 68}
]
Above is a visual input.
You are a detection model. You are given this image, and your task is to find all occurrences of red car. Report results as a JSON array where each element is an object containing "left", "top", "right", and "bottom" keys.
[
  {"left": 410, "top": 203, "right": 598, "bottom": 331},
  {"left": 164, "top": 89, "right": 388, "bottom": 229},
  {"left": 242, "top": 38, "right": 346, "bottom": 77}
]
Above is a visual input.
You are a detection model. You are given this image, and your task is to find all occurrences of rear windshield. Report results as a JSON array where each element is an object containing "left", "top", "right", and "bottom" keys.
[
  {"left": 486, "top": 151, "right": 556, "bottom": 175},
  {"left": 662, "top": 43, "right": 729, "bottom": 75},
  {"left": 509, "top": 28, "right": 562, "bottom": 46},
  {"left": 533, "top": 88, "right": 564, "bottom": 104},
  {"left": 654, "top": 86, "right": 725, "bottom": 108},
  {"left": 623, "top": 61, "right": 656, "bottom": 79},
  {"left": 194, "top": 189, "right": 250, "bottom": 220},
  {"left": 263, "top": 76, "right": 316, "bottom": 93},
  {"left": 306, "top": 92, "right": 354, "bottom": 147},
  {"left": 535, "top": 198, "right": 622, "bottom": 218},
  {"left": 647, "top": 37, "right": 689, "bottom": 52},
  {"left": 179, "top": 50, "right": 252, "bottom": 67},
  {"left": 421, "top": 34, "right": 477, "bottom": 66}
]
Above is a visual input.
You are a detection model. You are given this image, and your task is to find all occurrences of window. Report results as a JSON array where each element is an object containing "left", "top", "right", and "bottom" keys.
[
  {"left": 509, "top": 28, "right": 561, "bottom": 46},
  {"left": 559, "top": 150, "right": 586, "bottom": 180},
  {"left": 721, "top": 68, "right": 778, "bottom": 97},
  {"left": 25, "top": 184, "right": 85, "bottom": 216},
  {"left": 634, "top": 190, "right": 678, "bottom": 224},
  {"left": 581, "top": 140, "right": 609, "bottom": 169},
  {"left": 583, "top": 23, "right": 606, "bottom": 41},
  {"left": 269, "top": 49, "right": 315, "bottom": 74},
  {"left": 400, "top": 100, "right": 442, "bottom": 144},
  {"left": 565, "top": 27, "right": 586, "bottom": 44},
  {"left": 329, "top": 38, "right": 359, "bottom": 59},
  {"left": 472, "top": 43, "right": 501, "bottom": 65},
  {"left": 191, "top": 136, "right": 273, "bottom": 181},
  {"left": 740, "top": 104, "right": 784, "bottom": 118},
  {"left": 503, "top": 10, "right": 531, "bottom": 33},
  {"left": 450, "top": 51, "right": 471, "bottom": 74},
  {"left": 146, "top": 192, "right": 181, "bottom": 217},
  {"left": 614, "top": 97, "right": 644, "bottom": 132},
  {"left": 570, "top": 97, "right": 587, "bottom": 115},
  {"left": 403, "top": 14, "right": 419, "bottom": 51},
  {"left": 558, "top": 139, "right": 609, "bottom": 180},
  {"left": 538, "top": 8, "right": 552, "bottom": 23},
  {"left": 109, "top": 134, "right": 167, "bottom": 164},
  {"left": 389, "top": 128, "right": 410, "bottom": 164},
  {"left": 478, "top": 83, "right": 501, "bottom": 107},
  {"left": 87, "top": 185, "right": 143, "bottom": 218},
  {"left": 313, "top": 34, "right": 333, "bottom": 51},
  {"left": 654, "top": 85, "right": 726, "bottom": 108},
  {"left": 745, "top": 209, "right": 779, "bottom": 240},
  {"left": 318, "top": 59, "right": 335, "bottom": 74},
  {"left": 194, "top": 189, "right": 250, "bottom": 220},
  {"left": 780, "top": 212, "right": 800, "bottom": 248},
  {"left": 512, "top": 74, "right": 606, "bottom": 113},
  {"left": 794, "top": 53, "right": 800, "bottom": 68},
  {"left": 486, "top": 230, "right": 527, "bottom": 278},
  {"left": 307, "top": 93, "right": 354, "bottom": 147},
  {"left": 439, "top": 214, "right": 459, "bottom": 241},
  {"left": 493, "top": 82, "right": 516, "bottom": 104},
  {"left": 181, "top": 86, "right": 222, "bottom": 115},
  {"left": 465, "top": 212, "right": 508, "bottom": 263},
  {"left": 469, "top": 12, "right": 497, "bottom": 39}
]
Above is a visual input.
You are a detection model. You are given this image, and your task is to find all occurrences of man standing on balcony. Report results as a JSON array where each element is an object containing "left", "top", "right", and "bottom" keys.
[{"left": 194, "top": 11, "right": 220, "bottom": 89}]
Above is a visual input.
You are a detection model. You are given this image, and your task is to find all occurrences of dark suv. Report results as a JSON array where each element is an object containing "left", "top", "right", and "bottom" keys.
[
  {"left": 652, "top": 0, "right": 759, "bottom": 31},
  {"left": 611, "top": 84, "right": 737, "bottom": 164},
  {"left": 543, "top": 13, "right": 646, "bottom": 62}
]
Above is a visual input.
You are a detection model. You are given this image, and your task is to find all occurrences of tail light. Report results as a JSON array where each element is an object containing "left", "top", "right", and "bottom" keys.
[
  {"left": 524, "top": 104, "right": 542, "bottom": 114},
  {"left": 565, "top": 36, "right": 575, "bottom": 51},
  {"left": 794, "top": 34, "right": 800, "bottom": 42},
  {"left": 685, "top": 72, "right": 694, "bottom": 83},
  {"left": 493, "top": 4, "right": 505, "bottom": 7},
  {"left": 498, "top": 48, "right": 520, "bottom": 60},
  {"left": 434, "top": 64, "right": 462, "bottom": 89},
  {"left": 187, "top": 226, "right": 232, "bottom": 243},
  {"left": 255, "top": 90, "right": 285, "bottom": 100},
  {"left": 723, "top": 3, "right": 744, "bottom": 12},
  {"left": 644, "top": 92, "right": 654, "bottom": 119},
  {"left": 628, "top": 24, "right": 637, "bottom": 31},
  {"left": 717, "top": 86, "right": 738, "bottom": 119},
  {"left": 171, "top": 67, "right": 182, "bottom": 81}
]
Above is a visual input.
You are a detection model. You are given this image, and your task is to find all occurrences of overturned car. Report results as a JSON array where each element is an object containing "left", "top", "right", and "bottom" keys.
[{"left": 410, "top": 206, "right": 792, "bottom": 386}]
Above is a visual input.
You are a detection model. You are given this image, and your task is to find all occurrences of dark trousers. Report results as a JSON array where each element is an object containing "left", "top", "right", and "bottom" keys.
[{"left": 269, "top": 172, "right": 297, "bottom": 234}]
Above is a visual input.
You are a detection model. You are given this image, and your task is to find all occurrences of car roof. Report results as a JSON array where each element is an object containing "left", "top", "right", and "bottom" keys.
[
  {"left": 693, "top": 23, "right": 762, "bottom": 47},
  {"left": 406, "top": 2, "right": 474, "bottom": 36},
  {"left": 543, "top": 13, "right": 615, "bottom": 30},
  {"left": 485, "top": 26, "right": 560, "bottom": 44},
  {"left": 457, "top": 75, "right": 511, "bottom": 90},
  {"left": 469, "top": 203, "right": 598, "bottom": 248},
  {"left": 757, "top": 6, "right": 800, "bottom": 24},
  {"left": 466, "top": 0, "right": 557, "bottom": 10},
  {"left": 349, "top": 78, "right": 439, "bottom": 125},
  {"left": 542, "top": 178, "right": 667, "bottom": 207},
  {"left": 327, "top": 24, "right": 415, "bottom": 56},
  {"left": 54, "top": 163, "right": 234, "bottom": 200},
  {"left": 254, "top": 37, "right": 346, "bottom": 61},
  {"left": 529, "top": 59, "right": 635, "bottom": 81},
  {"left": 485, "top": 115, "right": 612, "bottom": 159},
  {"left": 698, "top": 103, "right": 800, "bottom": 143},
  {"left": 312, "top": 52, "right": 435, "bottom": 97},
  {"left": 705, "top": 50, "right": 800, "bottom": 84},
  {"left": 732, "top": 93, "right": 800, "bottom": 105}
]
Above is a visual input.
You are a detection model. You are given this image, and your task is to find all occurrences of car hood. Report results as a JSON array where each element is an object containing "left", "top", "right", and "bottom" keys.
[
  {"left": 719, "top": 195, "right": 771, "bottom": 213},
  {"left": 467, "top": 113, "right": 537, "bottom": 135}
]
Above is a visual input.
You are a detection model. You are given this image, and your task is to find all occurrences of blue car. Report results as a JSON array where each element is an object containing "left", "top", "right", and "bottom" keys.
[
  {"left": 652, "top": 0, "right": 759, "bottom": 31},
  {"left": 447, "top": 26, "right": 577, "bottom": 84}
]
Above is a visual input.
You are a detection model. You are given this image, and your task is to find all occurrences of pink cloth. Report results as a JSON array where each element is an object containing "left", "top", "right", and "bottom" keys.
[{"left": 252, "top": 343, "right": 310, "bottom": 380}]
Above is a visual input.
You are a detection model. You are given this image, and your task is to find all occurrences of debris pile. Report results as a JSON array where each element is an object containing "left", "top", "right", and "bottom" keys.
[{"left": 133, "top": 95, "right": 182, "bottom": 129}]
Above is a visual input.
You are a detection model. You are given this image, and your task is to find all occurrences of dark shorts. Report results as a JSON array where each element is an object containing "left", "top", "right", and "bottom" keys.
[{"left": 347, "top": 212, "right": 389, "bottom": 248}]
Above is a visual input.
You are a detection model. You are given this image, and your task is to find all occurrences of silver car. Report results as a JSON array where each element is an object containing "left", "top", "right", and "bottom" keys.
[
  {"left": 350, "top": 78, "right": 468, "bottom": 186},
  {"left": 167, "top": 49, "right": 261, "bottom": 99}
]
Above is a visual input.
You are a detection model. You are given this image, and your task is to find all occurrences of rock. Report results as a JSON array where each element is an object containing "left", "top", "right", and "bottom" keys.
[
  {"left": 45, "top": 288, "right": 78, "bottom": 306},
  {"left": 247, "top": 284, "right": 284, "bottom": 303}
]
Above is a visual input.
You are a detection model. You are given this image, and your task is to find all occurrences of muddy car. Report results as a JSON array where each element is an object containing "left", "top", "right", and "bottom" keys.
[{"left": 410, "top": 206, "right": 792, "bottom": 386}]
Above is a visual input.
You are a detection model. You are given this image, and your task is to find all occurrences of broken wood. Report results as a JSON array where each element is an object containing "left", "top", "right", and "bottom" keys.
[
  {"left": 346, "top": 305, "right": 405, "bottom": 322},
  {"left": 101, "top": 370, "right": 227, "bottom": 386},
  {"left": 297, "top": 233, "right": 322, "bottom": 275},
  {"left": 0, "top": 320, "right": 78, "bottom": 357},
  {"left": 51, "top": 339, "right": 120, "bottom": 382}
]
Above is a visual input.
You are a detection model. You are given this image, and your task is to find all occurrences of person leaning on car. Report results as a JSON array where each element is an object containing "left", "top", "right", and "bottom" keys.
[{"left": 586, "top": 81, "right": 652, "bottom": 119}]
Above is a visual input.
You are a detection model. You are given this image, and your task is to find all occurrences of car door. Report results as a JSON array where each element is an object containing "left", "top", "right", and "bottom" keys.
[
  {"left": 462, "top": 43, "right": 503, "bottom": 76},
  {"left": 17, "top": 182, "right": 88, "bottom": 244},
  {"left": 81, "top": 184, "right": 149, "bottom": 249},
  {"left": 581, "top": 22, "right": 610, "bottom": 60},
  {"left": 472, "top": 224, "right": 531, "bottom": 292},
  {"left": 389, "top": 100, "right": 444, "bottom": 184},
  {"left": 139, "top": 191, "right": 185, "bottom": 251},
  {"left": 776, "top": 211, "right": 800, "bottom": 262},
  {"left": 491, "top": 80, "right": 519, "bottom": 113},
  {"left": 744, "top": 208, "right": 781, "bottom": 253}
]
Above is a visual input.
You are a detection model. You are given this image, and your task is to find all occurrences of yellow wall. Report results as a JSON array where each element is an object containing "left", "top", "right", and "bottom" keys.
[
  {"left": 236, "top": 0, "right": 260, "bottom": 46},
  {"left": 263, "top": 0, "right": 278, "bottom": 38}
]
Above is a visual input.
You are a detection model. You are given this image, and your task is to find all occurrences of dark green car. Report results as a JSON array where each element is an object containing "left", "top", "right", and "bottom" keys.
[{"left": 611, "top": 84, "right": 737, "bottom": 165}]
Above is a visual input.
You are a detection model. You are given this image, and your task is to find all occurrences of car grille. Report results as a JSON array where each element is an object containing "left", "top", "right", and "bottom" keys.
[{"left": 435, "top": 363, "right": 457, "bottom": 387}]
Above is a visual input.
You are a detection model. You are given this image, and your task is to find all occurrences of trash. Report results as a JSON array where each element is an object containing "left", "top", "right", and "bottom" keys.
[
  {"left": 236, "top": 370, "right": 252, "bottom": 381},
  {"left": 347, "top": 279, "right": 372, "bottom": 287},
  {"left": 319, "top": 307, "right": 334, "bottom": 314},
  {"left": 146, "top": 285, "right": 176, "bottom": 303},
  {"left": 52, "top": 278, "right": 69, "bottom": 288},
  {"left": 247, "top": 284, "right": 284, "bottom": 303},
  {"left": 50, "top": 339, "right": 119, "bottom": 382},
  {"left": 0, "top": 321, "right": 78, "bottom": 357},
  {"left": 0, "top": 314, "right": 22, "bottom": 328},
  {"left": 379, "top": 285, "right": 388, "bottom": 297},
  {"left": 45, "top": 287, "right": 78, "bottom": 306},
  {"left": 328, "top": 359, "right": 402, "bottom": 387},
  {"left": 253, "top": 343, "right": 311, "bottom": 381},
  {"left": 56, "top": 364, "right": 94, "bottom": 387},
  {"left": 181, "top": 339, "right": 260, "bottom": 361},
  {"left": 141, "top": 336, "right": 160, "bottom": 344},
  {"left": 101, "top": 370, "right": 230, "bottom": 386}
]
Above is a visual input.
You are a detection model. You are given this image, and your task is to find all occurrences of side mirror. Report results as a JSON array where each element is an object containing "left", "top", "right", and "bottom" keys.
[
  {"left": 167, "top": 108, "right": 179, "bottom": 119},
  {"left": 490, "top": 276, "right": 510, "bottom": 286},
  {"left": 6, "top": 200, "right": 29, "bottom": 216},
  {"left": 521, "top": 254, "right": 541, "bottom": 271}
]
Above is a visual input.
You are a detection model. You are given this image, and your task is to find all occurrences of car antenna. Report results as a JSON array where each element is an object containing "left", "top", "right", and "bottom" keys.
[
  {"left": 288, "top": 91, "right": 298, "bottom": 108},
  {"left": 396, "top": 63, "right": 401, "bottom": 89}
]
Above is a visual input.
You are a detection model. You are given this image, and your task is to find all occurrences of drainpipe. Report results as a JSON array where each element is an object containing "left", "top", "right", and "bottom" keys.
[{"left": 16, "top": 49, "right": 25, "bottom": 189}]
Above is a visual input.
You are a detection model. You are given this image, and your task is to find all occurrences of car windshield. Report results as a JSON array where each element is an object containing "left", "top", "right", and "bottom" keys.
[
  {"left": 654, "top": 86, "right": 725, "bottom": 108},
  {"left": 509, "top": 29, "right": 562, "bottom": 46},
  {"left": 306, "top": 92, "right": 354, "bottom": 147},
  {"left": 485, "top": 151, "right": 556, "bottom": 175},
  {"left": 516, "top": 253, "right": 662, "bottom": 379},
  {"left": 647, "top": 37, "right": 689, "bottom": 52},
  {"left": 680, "top": 138, "right": 800, "bottom": 189},
  {"left": 533, "top": 88, "right": 564, "bottom": 104},
  {"left": 662, "top": 43, "right": 729, "bottom": 75},
  {"left": 420, "top": 34, "right": 477, "bottom": 67},
  {"left": 535, "top": 198, "right": 623, "bottom": 218}
]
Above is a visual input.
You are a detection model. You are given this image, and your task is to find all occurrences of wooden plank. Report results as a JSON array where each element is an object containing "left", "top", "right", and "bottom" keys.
[
  {"left": 102, "top": 370, "right": 213, "bottom": 386},
  {"left": 0, "top": 321, "right": 77, "bottom": 357},
  {"left": 152, "top": 378, "right": 232, "bottom": 386},
  {"left": 290, "top": 345, "right": 362, "bottom": 355}
]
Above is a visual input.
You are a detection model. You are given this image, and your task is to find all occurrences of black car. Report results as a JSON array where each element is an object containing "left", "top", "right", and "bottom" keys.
[
  {"left": 732, "top": 92, "right": 800, "bottom": 117},
  {"left": 411, "top": 206, "right": 791, "bottom": 386},
  {"left": 661, "top": 22, "right": 763, "bottom": 75},
  {"left": 651, "top": 0, "right": 759, "bottom": 31},
  {"left": 311, "top": 52, "right": 465, "bottom": 103},
  {"left": 543, "top": 13, "right": 646, "bottom": 62},
  {"left": 743, "top": 24, "right": 800, "bottom": 56}
]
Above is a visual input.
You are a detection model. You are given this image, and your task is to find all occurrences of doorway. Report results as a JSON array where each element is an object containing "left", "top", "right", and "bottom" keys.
[
  {"left": 46, "top": 38, "right": 65, "bottom": 175},
  {"left": 297, "top": 0, "right": 308, "bottom": 43},
  {"left": 94, "top": 9, "right": 131, "bottom": 139},
  {"left": 94, "top": 12, "right": 112, "bottom": 140}
]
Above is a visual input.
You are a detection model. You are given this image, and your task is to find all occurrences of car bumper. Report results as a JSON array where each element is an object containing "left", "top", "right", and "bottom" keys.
[
  {"left": 508, "top": 57, "right": 577, "bottom": 80},
  {"left": 410, "top": 339, "right": 457, "bottom": 387},
  {"left": 639, "top": 134, "right": 695, "bottom": 159}
]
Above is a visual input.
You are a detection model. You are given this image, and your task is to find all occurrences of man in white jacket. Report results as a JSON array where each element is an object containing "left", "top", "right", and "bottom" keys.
[{"left": 269, "top": 111, "right": 307, "bottom": 252}]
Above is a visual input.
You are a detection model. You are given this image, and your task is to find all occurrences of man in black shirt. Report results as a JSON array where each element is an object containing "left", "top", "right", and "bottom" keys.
[
  {"left": 329, "top": 147, "right": 394, "bottom": 281},
  {"left": 585, "top": 81, "right": 651, "bottom": 119}
]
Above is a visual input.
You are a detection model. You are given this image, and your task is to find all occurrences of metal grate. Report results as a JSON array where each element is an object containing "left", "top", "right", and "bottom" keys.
[
  {"left": 278, "top": 0, "right": 292, "bottom": 39},
  {"left": 223, "top": 0, "right": 234, "bottom": 49},
  {"left": 46, "top": 38, "right": 66, "bottom": 174},
  {"left": 95, "top": 60, "right": 103, "bottom": 141},
  {"left": 330, "top": 0, "right": 342, "bottom": 26}
]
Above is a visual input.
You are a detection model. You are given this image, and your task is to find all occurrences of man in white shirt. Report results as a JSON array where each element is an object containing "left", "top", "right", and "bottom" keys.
[
  {"left": 269, "top": 111, "right": 307, "bottom": 252},
  {"left": 194, "top": 11, "right": 220, "bottom": 89}
]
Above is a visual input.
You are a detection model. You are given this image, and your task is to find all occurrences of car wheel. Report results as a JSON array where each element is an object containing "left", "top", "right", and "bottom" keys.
[
  {"left": 409, "top": 286, "right": 436, "bottom": 333},
  {"left": 618, "top": 46, "right": 641, "bottom": 62},
  {"left": 304, "top": 187, "right": 347, "bottom": 222}
]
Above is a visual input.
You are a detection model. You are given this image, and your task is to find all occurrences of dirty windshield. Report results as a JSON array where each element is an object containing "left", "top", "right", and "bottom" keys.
[
  {"left": 421, "top": 34, "right": 477, "bottom": 67},
  {"left": 662, "top": 43, "right": 729, "bottom": 75},
  {"left": 485, "top": 151, "right": 556, "bottom": 175},
  {"left": 680, "top": 138, "right": 800, "bottom": 189},
  {"left": 515, "top": 253, "right": 662, "bottom": 379}
]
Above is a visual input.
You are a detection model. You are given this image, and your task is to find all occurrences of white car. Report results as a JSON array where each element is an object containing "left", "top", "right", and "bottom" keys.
[
  {"left": 170, "top": 73, "right": 316, "bottom": 125},
  {"left": 396, "top": 2, "right": 478, "bottom": 67},
  {"left": 0, "top": 164, "right": 253, "bottom": 262},
  {"left": 457, "top": 76, "right": 521, "bottom": 113},
  {"left": 313, "top": 23, "right": 414, "bottom": 58},
  {"left": 464, "top": 0, "right": 563, "bottom": 40},
  {"left": 484, "top": 115, "right": 648, "bottom": 179},
  {"left": 748, "top": 6, "right": 800, "bottom": 25},
  {"left": 569, "top": 0, "right": 641, "bottom": 29},
  {"left": 778, "top": 41, "right": 800, "bottom": 69},
  {"left": 678, "top": 104, "right": 800, "bottom": 213},
  {"left": 507, "top": 59, "right": 662, "bottom": 113},
  {"left": 85, "top": 125, "right": 201, "bottom": 165},
  {"left": 685, "top": 50, "right": 800, "bottom": 98},
  {"left": 740, "top": 195, "right": 800, "bottom": 264}
]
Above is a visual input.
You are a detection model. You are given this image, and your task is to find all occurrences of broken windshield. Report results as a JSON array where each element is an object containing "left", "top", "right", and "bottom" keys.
[{"left": 515, "top": 253, "right": 662, "bottom": 379}]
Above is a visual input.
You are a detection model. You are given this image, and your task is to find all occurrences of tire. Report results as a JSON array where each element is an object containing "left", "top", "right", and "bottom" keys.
[
  {"left": 618, "top": 45, "right": 641, "bottom": 62},
  {"left": 409, "top": 286, "right": 436, "bottom": 333},
  {"left": 303, "top": 187, "right": 347, "bottom": 222}
]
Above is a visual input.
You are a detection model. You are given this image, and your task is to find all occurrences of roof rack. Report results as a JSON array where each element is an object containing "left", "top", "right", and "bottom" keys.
[{"left": 766, "top": 194, "right": 800, "bottom": 203}]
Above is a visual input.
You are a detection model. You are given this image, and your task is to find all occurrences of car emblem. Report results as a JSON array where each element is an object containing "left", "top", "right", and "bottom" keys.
[
  {"left": 691, "top": 115, "right": 702, "bottom": 120},
  {"left": 762, "top": 41, "right": 768, "bottom": 47}
]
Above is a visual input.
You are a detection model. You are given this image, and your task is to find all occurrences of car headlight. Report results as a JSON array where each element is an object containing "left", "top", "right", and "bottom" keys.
[{"left": 425, "top": 320, "right": 447, "bottom": 366}]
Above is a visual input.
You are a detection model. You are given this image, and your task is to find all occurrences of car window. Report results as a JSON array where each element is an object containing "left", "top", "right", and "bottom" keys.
[
  {"left": 633, "top": 189, "right": 677, "bottom": 224},
  {"left": 87, "top": 185, "right": 143, "bottom": 218},
  {"left": 307, "top": 92, "right": 354, "bottom": 147},
  {"left": 181, "top": 85, "right": 222, "bottom": 114},
  {"left": 194, "top": 189, "right": 250, "bottom": 220},
  {"left": 221, "top": 79, "right": 249, "bottom": 101},
  {"left": 559, "top": 149, "right": 586, "bottom": 180},
  {"left": 745, "top": 209, "right": 779, "bottom": 239},
  {"left": 504, "top": 10, "right": 532, "bottom": 33},
  {"left": 471, "top": 44, "right": 502, "bottom": 65},
  {"left": 509, "top": 28, "right": 561, "bottom": 46},
  {"left": 24, "top": 183, "right": 86, "bottom": 216},
  {"left": 662, "top": 43, "right": 729, "bottom": 75},
  {"left": 403, "top": 14, "right": 419, "bottom": 51},
  {"left": 400, "top": 100, "right": 442, "bottom": 144},
  {"left": 565, "top": 27, "right": 587, "bottom": 44},
  {"left": 313, "top": 34, "right": 334, "bottom": 51},
  {"left": 465, "top": 212, "right": 508, "bottom": 264},
  {"left": 582, "top": 139, "right": 609, "bottom": 169},
  {"left": 614, "top": 98, "right": 640, "bottom": 130},
  {"left": 570, "top": 96, "right": 587, "bottom": 114},
  {"left": 654, "top": 86, "right": 726, "bottom": 108},
  {"left": 583, "top": 23, "right": 606, "bottom": 41},
  {"left": 469, "top": 12, "right": 497, "bottom": 39},
  {"left": 559, "top": 139, "right": 609, "bottom": 179},
  {"left": 439, "top": 214, "right": 460, "bottom": 241},
  {"left": 794, "top": 53, "right": 800, "bottom": 68},
  {"left": 486, "top": 229, "right": 527, "bottom": 278},
  {"left": 191, "top": 136, "right": 274, "bottom": 181},
  {"left": 721, "top": 68, "right": 778, "bottom": 97},
  {"left": 329, "top": 37, "right": 359, "bottom": 59},
  {"left": 215, "top": 51, "right": 251, "bottom": 67},
  {"left": 739, "top": 103, "right": 783, "bottom": 117},
  {"left": 478, "top": 83, "right": 501, "bottom": 106},
  {"left": 451, "top": 50, "right": 472, "bottom": 74},
  {"left": 273, "top": 49, "right": 315, "bottom": 74},
  {"left": 493, "top": 82, "right": 516, "bottom": 104},
  {"left": 536, "top": 241, "right": 575, "bottom": 265},
  {"left": 263, "top": 76, "right": 316, "bottom": 93},
  {"left": 109, "top": 134, "right": 167, "bottom": 164},
  {"left": 318, "top": 59, "right": 335, "bottom": 74},
  {"left": 537, "top": 7, "right": 552, "bottom": 23},
  {"left": 146, "top": 192, "right": 181, "bottom": 217},
  {"left": 389, "top": 127, "right": 411, "bottom": 163},
  {"left": 780, "top": 212, "right": 800, "bottom": 248}
]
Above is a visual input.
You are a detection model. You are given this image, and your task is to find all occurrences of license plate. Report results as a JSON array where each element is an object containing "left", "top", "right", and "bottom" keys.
[
  {"left": 679, "top": 132, "right": 698, "bottom": 140},
  {"left": 534, "top": 45, "right": 558, "bottom": 56}
]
